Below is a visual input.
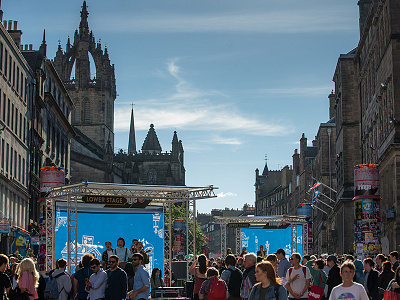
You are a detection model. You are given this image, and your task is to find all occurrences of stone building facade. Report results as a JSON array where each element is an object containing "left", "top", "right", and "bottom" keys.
[
  {"left": 255, "top": 164, "right": 291, "bottom": 216},
  {"left": 22, "top": 35, "right": 75, "bottom": 226},
  {"left": 0, "top": 16, "right": 33, "bottom": 253},
  {"left": 355, "top": 0, "right": 400, "bottom": 252}
]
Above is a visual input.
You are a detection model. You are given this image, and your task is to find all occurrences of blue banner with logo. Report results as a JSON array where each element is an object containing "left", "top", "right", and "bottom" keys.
[
  {"left": 54, "top": 205, "right": 163, "bottom": 273},
  {"left": 240, "top": 226, "right": 303, "bottom": 257}
]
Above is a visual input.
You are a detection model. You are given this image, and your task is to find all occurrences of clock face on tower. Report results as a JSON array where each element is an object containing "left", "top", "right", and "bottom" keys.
[{"left": 148, "top": 169, "right": 157, "bottom": 184}]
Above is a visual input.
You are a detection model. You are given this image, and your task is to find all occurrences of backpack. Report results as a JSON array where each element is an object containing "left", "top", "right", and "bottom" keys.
[
  {"left": 43, "top": 272, "right": 66, "bottom": 299},
  {"left": 208, "top": 278, "right": 227, "bottom": 300},
  {"left": 288, "top": 266, "right": 306, "bottom": 279},
  {"left": 227, "top": 268, "right": 243, "bottom": 297}
]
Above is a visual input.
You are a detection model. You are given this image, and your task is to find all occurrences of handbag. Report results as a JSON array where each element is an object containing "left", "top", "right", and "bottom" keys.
[
  {"left": 383, "top": 290, "right": 400, "bottom": 300},
  {"left": 308, "top": 274, "right": 324, "bottom": 300},
  {"left": 8, "top": 286, "right": 32, "bottom": 300}
]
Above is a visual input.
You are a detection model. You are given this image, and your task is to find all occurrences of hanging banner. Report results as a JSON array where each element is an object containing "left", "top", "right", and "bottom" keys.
[
  {"left": 354, "top": 164, "right": 379, "bottom": 195},
  {"left": 40, "top": 167, "right": 65, "bottom": 193}
]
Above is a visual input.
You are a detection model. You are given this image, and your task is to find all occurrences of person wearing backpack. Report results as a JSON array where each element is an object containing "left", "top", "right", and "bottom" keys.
[
  {"left": 221, "top": 255, "right": 242, "bottom": 300},
  {"left": 285, "top": 253, "right": 311, "bottom": 300},
  {"left": 199, "top": 267, "right": 228, "bottom": 300},
  {"left": 46, "top": 258, "right": 71, "bottom": 300},
  {"left": 73, "top": 253, "right": 94, "bottom": 300},
  {"left": 248, "top": 261, "right": 288, "bottom": 300}
]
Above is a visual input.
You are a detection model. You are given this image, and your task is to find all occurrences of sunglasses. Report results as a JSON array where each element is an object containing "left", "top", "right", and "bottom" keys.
[
  {"left": 110, "top": 261, "right": 117, "bottom": 264},
  {"left": 91, "top": 266, "right": 98, "bottom": 269},
  {"left": 132, "top": 258, "right": 140, "bottom": 261}
]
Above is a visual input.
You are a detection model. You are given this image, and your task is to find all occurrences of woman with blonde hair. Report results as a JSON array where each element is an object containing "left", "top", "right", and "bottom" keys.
[
  {"left": 249, "top": 261, "right": 288, "bottom": 300},
  {"left": 17, "top": 258, "right": 39, "bottom": 300}
]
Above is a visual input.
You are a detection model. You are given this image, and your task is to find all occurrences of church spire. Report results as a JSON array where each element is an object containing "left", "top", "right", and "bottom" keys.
[
  {"left": 142, "top": 124, "right": 162, "bottom": 154},
  {"left": 172, "top": 131, "right": 179, "bottom": 154},
  {"left": 39, "top": 29, "right": 47, "bottom": 57},
  {"left": 128, "top": 107, "right": 136, "bottom": 154},
  {"left": 79, "top": 1, "right": 89, "bottom": 37},
  {"left": 262, "top": 154, "right": 269, "bottom": 176}
]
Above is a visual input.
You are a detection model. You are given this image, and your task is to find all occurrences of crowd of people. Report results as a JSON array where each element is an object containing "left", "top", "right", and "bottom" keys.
[
  {"left": 0, "top": 237, "right": 156, "bottom": 300},
  {"left": 2, "top": 244, "right": 400, "bottom": 300},
  {"left": 188, "top": 248, "right": 400, "bottom": 300}
]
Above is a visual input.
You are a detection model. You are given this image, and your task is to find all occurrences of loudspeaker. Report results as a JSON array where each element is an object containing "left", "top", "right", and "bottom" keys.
[{"left": 171, "top": 261, "right": 188, "bottom": 280}]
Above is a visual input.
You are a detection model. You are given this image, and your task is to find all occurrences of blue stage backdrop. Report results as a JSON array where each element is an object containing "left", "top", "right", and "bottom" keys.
[
  {"left": 240, "top": 226, "right": 303, "bottom": 257},
  {"left": 55, "top": 203, "right": 164, "bottom": 273}
]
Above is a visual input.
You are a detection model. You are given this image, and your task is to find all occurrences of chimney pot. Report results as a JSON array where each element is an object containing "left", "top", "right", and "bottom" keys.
[
  {"left": 29, "top": 44, "right": 32, "bottom": 50},
  {"left": 2, "top": 20, "right": 6, "bottom": 28},
  {"left": 19, "top": 45, "right": 23, "bottom": 50},
  {"left": 13, "top": 21, "right": 17, "bottom": 30},
  {"left": 8, "top": 20, "right": 11, "bottom": 30},
  {"left": 24, "top": 44, "right": 28, "bottom": 50}
]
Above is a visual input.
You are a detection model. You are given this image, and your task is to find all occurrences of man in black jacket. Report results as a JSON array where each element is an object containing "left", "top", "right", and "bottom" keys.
[
  {"left": 364, "top": 258, "right": 379, "bottom": 300},
  {"left": 105, "top": 255, "right": 128, "bottom": 300},
  {"left": 326, "top": 255, "right": 342, "bottom": 299}
]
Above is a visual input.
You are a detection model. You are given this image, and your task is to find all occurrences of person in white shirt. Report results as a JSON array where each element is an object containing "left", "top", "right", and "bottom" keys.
[
  {"left": 86, "top": 258, "right": 107, "bottom": 300},
  {"left": 329, "top": 261, "right": 369, "bottom": 300},
  {"left": 285, "top": 253, "right": 311, "bottom": 300}
]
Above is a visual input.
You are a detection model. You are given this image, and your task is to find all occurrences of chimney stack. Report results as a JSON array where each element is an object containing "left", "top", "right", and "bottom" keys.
[{"left": 7, "top": 20, "right": 23, "bottom": 48}]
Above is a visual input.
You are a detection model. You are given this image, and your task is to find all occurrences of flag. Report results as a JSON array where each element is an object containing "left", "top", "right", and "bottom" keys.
[
  {"left": 308, "top": 180, "right": 321, "bottom": 192},
  {"left": 312, "top": 190, "right": 319, "bottom": 203}
]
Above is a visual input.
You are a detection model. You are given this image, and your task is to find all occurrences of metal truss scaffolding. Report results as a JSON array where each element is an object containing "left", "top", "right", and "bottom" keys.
[
  {"left": 214, "top": 215, "right": 308, "bottom": 256},
  {"left": 46, "top": 182, "right": 217, "bottom": 277}
]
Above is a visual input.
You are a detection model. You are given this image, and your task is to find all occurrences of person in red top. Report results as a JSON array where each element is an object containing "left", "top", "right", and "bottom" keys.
[
  {"left": 17, "top": 258, "right": 39, "bottom": 300},
  {"left": 199, "top": 267, "right": 228, "bottom": 300},
  {"left": 190, "top": 255, "right": 208, "bottom": 300}
]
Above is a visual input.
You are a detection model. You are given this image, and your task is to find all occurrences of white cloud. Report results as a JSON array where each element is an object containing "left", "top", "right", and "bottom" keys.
[
  {"left": 115, "top": 59, "right": 293, "bottom": 138},
  {"left": 244, "top": 86, "right": 333, "bottom": 98},
  {"left": 217, "top": 192, "right": 238, "bottom": 198},
  {"left": 94, "top": 8, "right": 356, "bottom": 34}
]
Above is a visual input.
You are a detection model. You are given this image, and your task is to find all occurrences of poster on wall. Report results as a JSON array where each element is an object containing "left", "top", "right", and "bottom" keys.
[
  {"left": 240, "top": 226, "right": 303, "bottom": 258},
  {"left": 354, "top": 196, "right": 381, "bottom": 259},
  {"left": 55, "top": 205, "right": 164, "bottom": 272}
]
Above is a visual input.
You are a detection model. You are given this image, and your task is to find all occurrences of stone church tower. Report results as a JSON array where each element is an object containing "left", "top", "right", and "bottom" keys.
[
  {"left": 53, "top": 1, "right": 185, "bottom": 186},
  {"left": 53, "top": 1, "right": 116, "bottom": 150}
]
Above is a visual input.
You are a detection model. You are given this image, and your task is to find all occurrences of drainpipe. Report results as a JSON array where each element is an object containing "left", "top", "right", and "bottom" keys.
[{"left": 327, "top": 128, "right": 332, "bottom": 200}]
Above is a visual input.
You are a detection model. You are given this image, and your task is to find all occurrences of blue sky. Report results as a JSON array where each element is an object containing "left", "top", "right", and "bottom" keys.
[{"left": 4, "top": 0, "right": 360, "bottom": 213}]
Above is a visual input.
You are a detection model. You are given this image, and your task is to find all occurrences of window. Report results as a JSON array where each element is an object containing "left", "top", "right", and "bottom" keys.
[
  {"left": 16, "top": 66, "right": 19, "bottom": 92},
  {"left": 83, "top": 100, "right": 90, "bottom": 123},
  {"left": 4, "top": 50, "right": 7, "bottom": 78},
  {"left": 0, "top": 43, "right": 3, "bottom": 73},
  {"left": 10, "top": 147, "right": 12, "bottom": 176},
  {"left": 1, "top": 139, "right": 3, "bottom": 170},
  {"left": 18, "top": 155, "right": 21, "bottom": 181},
  {"left": 14, "top": 150, "right": 17, "bottom": 179},
  {"left": 7, "top": 99, "right": 10, "bottom": 126},
  {"left": 19, "top": 113, "right": 22, "bottom": 138},
  {"left": 23, "top": 117, "right": 26, "bottom": 144},
  {"left": 8, "top": 55, "right": 12, "bottom": 82},
  {"left": 15, "top": 108, "right": 18, "bottom": 133},
  {"left": 11, "top": 104, "right": 14, "bottom": 131},
  {"left": 12, "top": 61, "right": 15, "bottom": 87},
  {"left": 22, "top": 158, "right": 25, "bottom": 185},
  {"left": 5, "top": 143, "right": 9, "bottom": 173}
]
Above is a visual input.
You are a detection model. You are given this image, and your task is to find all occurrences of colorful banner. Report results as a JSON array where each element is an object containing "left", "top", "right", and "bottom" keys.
[{"left": 354, "top": 196, "right": 381, "bottom": 259}]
